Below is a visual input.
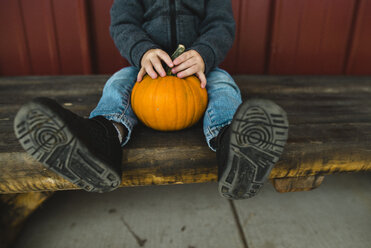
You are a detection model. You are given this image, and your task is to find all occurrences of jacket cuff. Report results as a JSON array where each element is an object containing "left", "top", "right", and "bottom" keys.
[
  {"left": 130, "top": 41, "right": 160, "bottom": 68},
  {"left": 190, "top": 44, "right": 216, "bottom": 75}
]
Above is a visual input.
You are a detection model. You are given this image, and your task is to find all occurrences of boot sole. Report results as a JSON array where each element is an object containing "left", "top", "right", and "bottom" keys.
[
  {"left": 14, "top": 98, "right": 121, "bottom": 193},
  {"left": 218, "top": 99, "right": 289, "bottom": 199}
]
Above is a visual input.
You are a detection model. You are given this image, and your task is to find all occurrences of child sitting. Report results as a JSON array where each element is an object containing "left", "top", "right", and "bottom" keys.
[{"left": 14, "top": 0, "right": 288, "bottom": 199}]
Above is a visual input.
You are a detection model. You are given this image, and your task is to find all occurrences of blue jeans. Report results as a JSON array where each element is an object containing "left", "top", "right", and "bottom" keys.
[{"left": 90, "top": 67, "right": 242, "bottom": 151}]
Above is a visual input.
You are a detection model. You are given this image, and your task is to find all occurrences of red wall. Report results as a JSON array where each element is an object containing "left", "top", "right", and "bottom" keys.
[{"left": 1, "top": 0, "right": 370, "bottom": 76}]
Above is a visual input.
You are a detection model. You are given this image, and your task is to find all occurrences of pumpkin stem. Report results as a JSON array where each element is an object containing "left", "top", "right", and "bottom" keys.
[{"left": 166, "top": 44, "right": 185, "bottom": 76}]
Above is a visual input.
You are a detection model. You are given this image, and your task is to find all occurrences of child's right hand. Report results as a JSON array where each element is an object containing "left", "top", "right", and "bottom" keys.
[{"left": 137, "top": 49, "right": 174, "bottom": 82}]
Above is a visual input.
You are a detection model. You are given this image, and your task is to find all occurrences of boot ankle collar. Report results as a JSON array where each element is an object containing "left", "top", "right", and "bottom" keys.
[{"left": 215, "top": 124, "right": 230, "bottom": 150}]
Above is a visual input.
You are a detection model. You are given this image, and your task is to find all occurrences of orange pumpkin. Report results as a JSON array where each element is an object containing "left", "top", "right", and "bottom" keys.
[{"left": 131, "top": 75, "right": 208, "bottom": 131}]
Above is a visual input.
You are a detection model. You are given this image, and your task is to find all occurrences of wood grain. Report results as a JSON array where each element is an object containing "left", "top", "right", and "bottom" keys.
[
  {"left": 0, "top": 75, "right": 370, "bottom": 193},
  {"left": 272, "top": 175, "right": 325, "bottom": 193}
]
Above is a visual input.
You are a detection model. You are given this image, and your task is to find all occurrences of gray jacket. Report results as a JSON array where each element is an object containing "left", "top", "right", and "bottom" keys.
[{"left": 110, "top": 0, "right": 235, "bottom": 75}]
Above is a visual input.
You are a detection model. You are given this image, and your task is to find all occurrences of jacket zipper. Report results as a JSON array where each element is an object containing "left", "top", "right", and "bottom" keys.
[{"left": 169, "top": 0, "right": 177, "bottom": 52}]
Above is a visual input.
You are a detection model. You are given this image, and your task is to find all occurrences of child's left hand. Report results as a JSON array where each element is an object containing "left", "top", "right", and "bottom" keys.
[{"left": 171, "top": 50, "right": 207, "bottom": 88}]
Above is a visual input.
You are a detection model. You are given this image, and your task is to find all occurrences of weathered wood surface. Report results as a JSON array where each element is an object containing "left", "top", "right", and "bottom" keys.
[
  {"left": 0, "top": 192, "right": 53, "bottom": 246},
  {"left": 272, "top": 175, "right": 325, "bottom": 193},
  {"left": 0, "top": 75, "right": 371, "bottom": 193}
]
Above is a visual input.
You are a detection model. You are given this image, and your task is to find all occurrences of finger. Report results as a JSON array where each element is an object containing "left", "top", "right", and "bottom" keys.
[
  {"left": 173, "top": 51, "right": 193, "bottom": 65},
  {"left": 177, "top": 65, "right": 198, "bottom": 78},
  {"left": 144, "top": 62, "right": 157, "bottom": 79},
  {"left": 172, "top": 57, "right": 197, "bottom": 74},
  {"left": 137, "top": 67, "right": 146, "bottom": 82},
  {"left": 150, "top": 56, "right": 166, "bottom": 77},
  {"left": 196, "top": 71, "right": 207, "bottom": 88},
  {"left": 157, "top": 50, "right": 174, "bottom": 68}
]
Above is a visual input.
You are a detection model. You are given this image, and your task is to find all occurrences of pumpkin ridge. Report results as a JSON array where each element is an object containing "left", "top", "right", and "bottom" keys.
[
  {"left": 182, "top": 76, "right": 195, "bottom": 128},
  {"left": 171, "top": 76, "right": 179, "bottom": 130},
  {"left": 177, "top": 77, "right": 186, "bottom": 129},
  {"left": 151, "top": 77, "right": 161, "bottom": 130},
  {"left": 163, "top": 76, "right": 172, "bottom": 130},
  {"left": 160, "top": 77, "right": 169, "bottom": 130},
  {"left": 140, "top": 76, "right": 153, "bottom": 127}
]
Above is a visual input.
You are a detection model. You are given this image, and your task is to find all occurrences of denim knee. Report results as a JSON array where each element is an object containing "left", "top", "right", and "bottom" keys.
[
  {"left": 103, "top": 67, "right": 139, "bottom": 92},
  {"left": 206, "top": 68, "right": 241, "bottom": 96},
  {"left": 111, "top": 66, "right": 139, "bottom": 80}
]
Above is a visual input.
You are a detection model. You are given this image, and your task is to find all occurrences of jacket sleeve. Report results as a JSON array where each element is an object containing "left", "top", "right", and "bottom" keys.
[
  {"left": 110, "top": 0, "right": 160, "bottom": 68},
  {"left": 189, "top": 0, "right": 235, "bottom": 75}
]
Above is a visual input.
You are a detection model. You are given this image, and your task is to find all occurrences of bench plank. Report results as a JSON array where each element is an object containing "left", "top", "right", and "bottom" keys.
[{"left": 1, "top": 75, "right": 370, "bottom": 193}]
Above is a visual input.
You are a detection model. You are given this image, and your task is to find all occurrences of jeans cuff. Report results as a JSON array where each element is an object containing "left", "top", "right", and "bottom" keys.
[
  {"left": 205, "top": 120, "right": 232, "bottom": 152},
  {"left": 90, "top": 113, "right": 134, "bottom": 147}
]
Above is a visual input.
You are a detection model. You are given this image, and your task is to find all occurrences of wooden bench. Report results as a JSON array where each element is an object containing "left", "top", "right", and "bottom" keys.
[
  {"left": 1, "top": 75, "right": 371, "bottom": 247},
  {"left": 1, "top": 75, "right": 371, "bottom": 194}
]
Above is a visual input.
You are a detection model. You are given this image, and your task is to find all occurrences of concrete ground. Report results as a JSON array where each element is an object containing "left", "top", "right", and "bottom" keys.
[{"left": 14, "top": 173, "right": 371, "bottom": 248}]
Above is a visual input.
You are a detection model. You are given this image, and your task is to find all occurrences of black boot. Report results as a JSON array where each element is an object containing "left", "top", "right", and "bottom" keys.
[
  {"left": 215, "top": 99, "right": 289, "bottom": 199},
  {"left": 14, "top": 97, "right": 122, "bottom": 193}
]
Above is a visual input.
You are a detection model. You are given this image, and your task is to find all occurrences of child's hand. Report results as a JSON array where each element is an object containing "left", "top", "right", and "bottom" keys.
[
  {"left": 137, "top": 49, "right": 174, "bottom": 82},
  {"left": 171, "top": 50, "right": 207, "bottom": 88}
]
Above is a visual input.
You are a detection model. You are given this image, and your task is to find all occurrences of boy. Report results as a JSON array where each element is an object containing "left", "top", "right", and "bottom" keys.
[{"left": 14, "top": 0, "right": 288, "bottom": 199}]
